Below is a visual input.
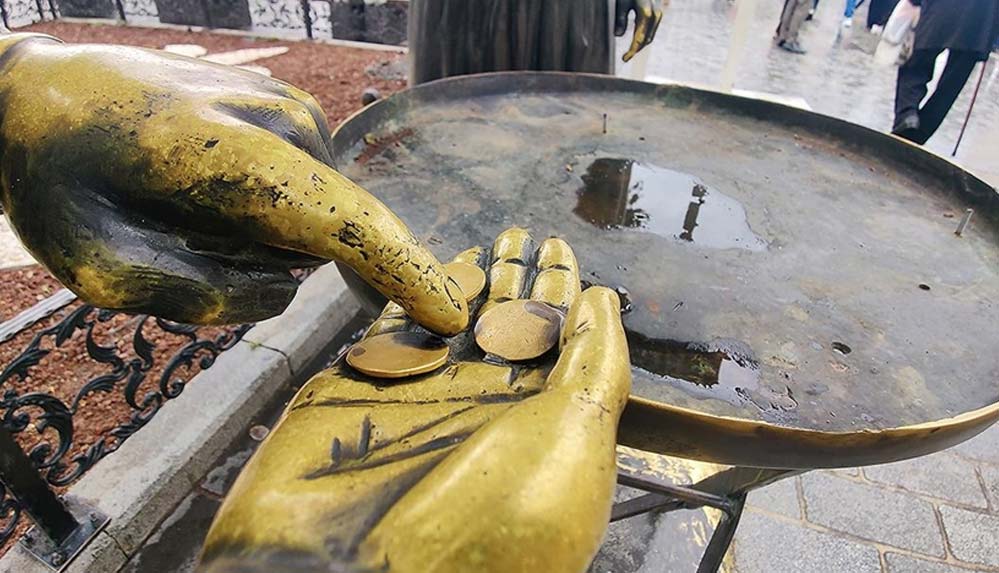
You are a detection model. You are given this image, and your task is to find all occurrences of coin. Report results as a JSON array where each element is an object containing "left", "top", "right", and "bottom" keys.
[
  {"left": 474, "top": 300, "right": 563, "bottom": 361},
  {"left": 445, "top": 261, "right": 487, "bottom": 301},
  {"left": 346, "top": 332, "right": 450, "bottom": 379}
]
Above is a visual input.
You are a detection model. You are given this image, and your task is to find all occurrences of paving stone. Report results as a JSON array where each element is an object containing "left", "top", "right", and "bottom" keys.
[
  {"left": 747, "top": 476, "right": 800, "bottom": 519},
  {"left": 980, "top": 464, "right": 999, "bottom": 511},
  {"left": 953, "top": 426, "right": 999, "bottom": 467},
  {"left": 732, "top": 510, "right": 881, "bottom": 573},
  {"left": 801, "top": 472, "right": 945, "bottom": 556},
  {"left": 939, "top": 505, "right": 999, "bottom": 568},
  {"left": 863, "top": 452, "right": 988, "bottom": 508},
  {"left": 825, "top": 467, "right": 861, "bottom": 478},
  {"left": 885, "top": 552, "right": 988, "bottom": 573}
]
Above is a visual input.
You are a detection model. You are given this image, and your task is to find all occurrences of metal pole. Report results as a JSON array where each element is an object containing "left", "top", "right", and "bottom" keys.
[
  {"left": 0, "top": 428, "right": 79, "bottom": 544},
  {"left": 952, "top": 58, "right": 988, "bottom": 157},
  {"left": 301, "top": 0, "right": 314, "bottom": 39}
]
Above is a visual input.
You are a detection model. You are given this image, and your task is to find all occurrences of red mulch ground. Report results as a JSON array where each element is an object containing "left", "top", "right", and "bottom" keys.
[{"left": 0, "top": 22, "right": 406, "bottom": 551}]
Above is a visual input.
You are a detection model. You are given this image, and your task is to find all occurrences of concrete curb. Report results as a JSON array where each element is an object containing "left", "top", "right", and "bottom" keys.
[{"left": 0, "top": 264, "right": 360, "bottom": 573}]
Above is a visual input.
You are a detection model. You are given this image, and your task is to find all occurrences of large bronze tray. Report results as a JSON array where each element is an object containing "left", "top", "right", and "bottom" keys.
[{"left": 330, "top": 72, "right": 999, "bottom": 470}]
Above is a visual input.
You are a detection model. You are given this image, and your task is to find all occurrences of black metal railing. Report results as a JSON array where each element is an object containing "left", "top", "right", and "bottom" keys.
[{"left": 0, "top": 290, "right": 253, "bottom": 564}]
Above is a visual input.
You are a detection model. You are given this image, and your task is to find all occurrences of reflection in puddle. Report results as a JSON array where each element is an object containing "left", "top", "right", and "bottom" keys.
[
  {"left": 627, "top": 330, "right": 796, "bottom": 412},
  {"left": 574, "top": 158, "right": 766, "bottom": 251}
]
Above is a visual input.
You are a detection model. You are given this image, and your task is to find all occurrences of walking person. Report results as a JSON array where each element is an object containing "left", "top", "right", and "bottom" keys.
[
  {"left": 867, "top": 0, "right": 901, "bottom": 29},
  {"left": 893, "top": 0, "right": 999, "bottom": 143},
  {"left": 777, "top": 0, "right": 812, "bottom": 54}
]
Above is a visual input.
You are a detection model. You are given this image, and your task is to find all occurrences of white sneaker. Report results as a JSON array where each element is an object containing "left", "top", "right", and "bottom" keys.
[
  {"left": 871, "top": 24, "right": 884, "bottom": 34},
  {"left": 842, "top": 18, "right": 853, "bottom": 28}
]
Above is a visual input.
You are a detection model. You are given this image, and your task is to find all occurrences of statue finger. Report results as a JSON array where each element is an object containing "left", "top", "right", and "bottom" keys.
[
  {"left": 141, "top": 120, "right": 469, "bottom": 336},
  {"left": 614, "top": 0, "right": 632, "bottom": 36},
  {"left": 623, "top": 7, "right": 651, "bottom": 62},
  {"left": 10, "top": 190, "right": 297, "bottom": 324},
  {"left": 479, "top": 228, "right": 536, "bottom": 317},
  {"left": 529, "top": 238, "right": 581, "bottom": 311},
  {"left": 364, "top": 246, "right": 487, "bottom": 338},
  {"left": 215, "top": 94, "right": 336, "bottom": 166},
  {"left": 648, "top": 6, "right": 665, "bottom": 45},
  {"left": 547, "top": 287, "right": 631, "bottom": 408}
]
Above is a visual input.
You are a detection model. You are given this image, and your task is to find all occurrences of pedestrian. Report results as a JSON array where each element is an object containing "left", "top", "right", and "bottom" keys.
[
  {"left": 868, "top": 0, "right": 901, "bottom": 29},
  {"left": 777, "top": 0, "right": 812, "bottom": 54},
  {"left": 408, "top": 0, "right": 663, "bottom": 85},
  {"left": 892, "top": 0, "right": 999, "bottom": 143}
]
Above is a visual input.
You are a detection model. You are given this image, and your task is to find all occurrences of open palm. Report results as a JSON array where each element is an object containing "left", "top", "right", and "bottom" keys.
[{"left": 200, "top": 228, "right": 630, "bottom": 573}]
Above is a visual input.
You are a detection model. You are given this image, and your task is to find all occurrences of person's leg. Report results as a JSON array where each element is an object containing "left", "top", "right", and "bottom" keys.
[
  {"left": 777, "top": 0, "right": 797, "bottom": 42},
  {"left": 915, "top": 50, "right": 979, "bottom": 143},
  {"left": 778, "top": 0, "right": 811, "bottom": 50},
  {"left": 844, "top": 0, "right": 857, "bottom": 18},
  {"left": 893, "top": 49, "right": 937, "bottom": 128}
]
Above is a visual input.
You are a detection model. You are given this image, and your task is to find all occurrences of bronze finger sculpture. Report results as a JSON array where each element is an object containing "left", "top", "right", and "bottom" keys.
[{"left": 0, "top": 33, "right": 466, "bottom": 335}]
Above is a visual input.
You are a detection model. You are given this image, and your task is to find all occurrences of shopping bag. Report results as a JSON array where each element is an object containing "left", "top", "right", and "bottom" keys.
[{"left": 882, "top": 0, "right": 921, "bottom": 45}]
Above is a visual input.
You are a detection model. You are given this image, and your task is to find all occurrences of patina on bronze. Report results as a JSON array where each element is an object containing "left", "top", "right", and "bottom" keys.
[
  {"left": 0, "top": 33, "right": 466, "bottom": 335},
  {"left": 201, "top": 228, "right": 631, "bottom": 573},
  {"left": 474, "top": 299, "right": 563, "bottom": 361},
  {"left": 346, "top": 332, "right": 450, "bottom": 379}
]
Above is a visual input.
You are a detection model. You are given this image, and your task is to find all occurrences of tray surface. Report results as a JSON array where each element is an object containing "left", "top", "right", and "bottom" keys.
[{"left": 330, "top": 72, "right": 999, "bottom": 468}]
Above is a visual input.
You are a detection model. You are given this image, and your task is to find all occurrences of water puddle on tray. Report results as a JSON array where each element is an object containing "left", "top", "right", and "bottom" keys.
[
  {"left": 627, "top": 331, "right": 797, "bottom": 412},
  {"left": 573, "top": 158, "right": 766, "bottom": 251}
]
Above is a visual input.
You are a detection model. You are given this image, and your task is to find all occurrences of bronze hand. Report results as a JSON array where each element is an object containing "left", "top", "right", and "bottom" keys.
[
  {"left": 615, "top": 0, "right": 666, "bottom": 62},
  {"left": 0, "top": 34, "right": 467, "bottom": 334},
  {"left": 200, "top": 228, "right": 631, "bottom": 573}
]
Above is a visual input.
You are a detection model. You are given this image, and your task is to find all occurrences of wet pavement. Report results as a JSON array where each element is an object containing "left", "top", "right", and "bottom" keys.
[{"left": 618, "top": 0, "right": 999, "bottom": 185}]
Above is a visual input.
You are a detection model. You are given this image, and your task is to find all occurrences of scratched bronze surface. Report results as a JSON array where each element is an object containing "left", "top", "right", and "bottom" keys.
[{"left": 331, "top": 72, "right": 999, "bottom": 468}]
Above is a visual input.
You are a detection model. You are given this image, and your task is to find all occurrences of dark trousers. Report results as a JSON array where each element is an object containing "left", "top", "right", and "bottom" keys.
[
  {"left": 894, "top": 49, "right": 979, "bottom": 144},
  {"left": 867, "top": 0, "right": 899, "bottom": 28}
]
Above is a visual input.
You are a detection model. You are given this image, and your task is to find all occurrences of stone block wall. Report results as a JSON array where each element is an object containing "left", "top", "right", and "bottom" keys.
[{"left": 2, "top": 0, "right": 408, "bottom": 45}]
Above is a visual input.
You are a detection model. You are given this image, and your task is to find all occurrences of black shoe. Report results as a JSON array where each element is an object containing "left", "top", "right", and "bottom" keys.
[
  {"left": 779, "top": 41, "right": 807, "bottom": 54},
  {"left": 891, "top": 113, "right": 920, "bottom": 141}
]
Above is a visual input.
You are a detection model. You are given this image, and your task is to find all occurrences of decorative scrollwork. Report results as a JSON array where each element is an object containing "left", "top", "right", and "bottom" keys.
[
  {"left": 0, "top": 482, "right": 20, "bottom": 544},
  {"left": 0, "top": 300, "right": 255, "bottom": 535}
]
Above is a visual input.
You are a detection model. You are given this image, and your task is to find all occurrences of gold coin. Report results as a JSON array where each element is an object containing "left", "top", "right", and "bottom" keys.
[
  {"left": 445, "top": 261, "right": 487, "bottom": 301},
  {"left": 346, "top": 332, "right": 449, "bottom": 379},
  {"left": 474, "top": 300, "right": 563, "bottom": 361}
]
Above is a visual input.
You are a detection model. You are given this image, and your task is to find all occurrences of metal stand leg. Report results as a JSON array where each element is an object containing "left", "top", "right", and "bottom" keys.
[
  {"left": 613, "top": 460, "right": 800, "bottom": 573},
  {"left": 696, "top": 493, "right": 746, "bottom": 573},
  {"left": 0, "top": 428, "right": 109, "bottom": 571}
]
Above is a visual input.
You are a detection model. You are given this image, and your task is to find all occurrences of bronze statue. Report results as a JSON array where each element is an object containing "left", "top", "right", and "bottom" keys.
[
  {"left": 1, "top": 33, "right": 633, "bottom": 572},
  {"left": 200, "top": 228, "right": 630, "bottom": 573},
  {"left": 408, "top": 0, "right": 665, "bottom": 84},
  {"left": 0, "top": 33, "right": 466, "bottom": 335}
]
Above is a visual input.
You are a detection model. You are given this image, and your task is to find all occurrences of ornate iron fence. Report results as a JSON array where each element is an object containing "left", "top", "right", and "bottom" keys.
[
  {"left": 0, "top": 288, "right": 254, "bottom": 565},
  {"left": 0, "top": 0, "right": 408, "bottom": 45}
]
